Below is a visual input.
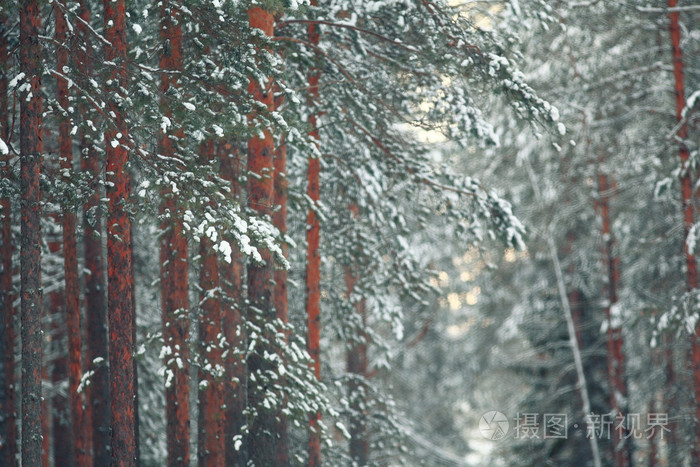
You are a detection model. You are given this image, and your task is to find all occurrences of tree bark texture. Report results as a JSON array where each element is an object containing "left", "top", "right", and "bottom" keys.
[
  {"left": 273, "top": 136, "right": 290, "bottom": 467},
  {"left": 219, "top": 142, "right": 248, "bottom": 467},
  {"left": 306, "top": 5, "right": 323, "bottom": 465},
  {"left": 197, "top": 143, "right": 225, "bottom": 466},
  {"left": 596, "top": 172, "right": 630, "bottom": 467},
  {"left": 74, "top": 0, "right": 109, "bottom": 462},
  {"left": 0, "top": 7, "right": 17, "bottom": 466},
  {"left": 47, "top": 230, "right": 73, "bottom": 466},
  {"left": 55, "top": 5, "right": 88, "bottom": 464},
  {"left": 246, "top": 7, "right": 279, "bottom": 466},
  {"left": 158, "top": 2, "right": 191, "bottom": 465},
  {"left": 103, "top": 0, "right": 137, "bottom": 463},
  {"left": 19, "top": 0, "right": 43, "bottom": 464},
  {"left": 668, "top": 1, "right": 700, "bottom": 459}
]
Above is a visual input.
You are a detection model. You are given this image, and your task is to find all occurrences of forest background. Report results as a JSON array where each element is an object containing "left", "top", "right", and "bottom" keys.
[{"left": 1, "top": 0, "right": 699, "bottom": 466}]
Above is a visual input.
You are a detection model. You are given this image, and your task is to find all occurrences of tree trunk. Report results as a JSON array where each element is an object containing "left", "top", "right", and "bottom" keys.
[
  {"left": 306, "top": 6, "right": 323, "bottom": 465},
  {"left": 103, "top": 0, "right": 136, "bottom": 463},
  {"left": 219, "top": 142, "right": 248, "bottom": 466},
  {"left": 345, "top": 255, "right": 368, "bottom": 465},
  {"left": 0, "top": 7, "right": 17, "bottom": 466},
  {"left": 524, "top": 159, "right": 602, "bottom": 467},
  {"left": 41, "top": 361, "right": 50, "bottom": 467},
  {"left": 246, "top": 7, "right": 278, "bottom": 466},
  {"left": 197, "top": 142, "right": 225, "bottom": 466},
  {"left": 273, "top": 135, "right": 290, "bottom": 467},
  {"left": 48, "top": 229, "right": 73, "bottom": 466},
  {"left": 158, "top": 2, "right": 190, "bottom": 465},
  {"left": 55, "top": 5, "right": 87, "bottom": 464},
  {"left": 19, "top": 0, "right": 44, "bottom": 463},
  {"left": 74, "top": 1, "right": 109, "bottom": 461},
  {"left": 667, "top": 1, "right": 700, "bottom": 460},
  {"left": 596, "top": 171, "right": 630, "bottom": 467}
]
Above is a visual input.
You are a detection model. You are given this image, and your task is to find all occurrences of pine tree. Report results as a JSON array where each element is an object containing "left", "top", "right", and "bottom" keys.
[
  {"left": 19, "top": 0, "right": 44, "bottom": 463},
  {"left": 219, "top": 141, "right": 248, "bottom": 467},
  {"left": 55, "top": 4, "right": 87, "bottom": 464},
  {"left": 158, "top": 1, "right": 190, "bottom": 464},
  {"left": 304, "top": 5, "right": 323, "bottom": 465},
  {"left": 667, "top": 1, "right": 700, "bottom": 460},
  {"left": 246, "top": 5, "right": 281, "bottom": 465},
  {"left": 273, "top": 132, "right": 290, "bottom": 465},
  {"left": 0, "top": 6, "right": 17, "bottom": 466},
  {"left": 72, "top": 1, "right": 111, "bottom": 462},
  {"left": 197, "top": 140, "right": 225, "bottom": 467},
  {"left": 103, "top": 0, "right": 137, "bottom": 462}
]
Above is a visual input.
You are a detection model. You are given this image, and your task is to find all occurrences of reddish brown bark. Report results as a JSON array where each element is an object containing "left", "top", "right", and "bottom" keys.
[
  {"left": 219, "top": 143, "right": 248, "bottom": 466},
  {"left": 345, "top": 246, "right": 368, "bottom": 465},
  {"left": 47, "top": 230, "right": 73, "bottom": 466},
  {"left": 273, "top": 135, "right": 290, "bottom": 466},
  {"left": 596, "top": 172, "right": 630, "bottom": 467},
  {"left": 19, "top": 0, "right": 44, "bottom": 464},
  {"left": 668, "top": 1, "right": 700, "bottom": 459},
  {"left": 55, "top": 5, "right": 88, "bottom": 464},
  {"left": 158, "top": 2, "right": 191, "bottom": 465},
  {"left": 306, "top": 6, "right": 323, "bottom": 465},
  {"left": 246, "top": 7, "right": 279, "bottom": 466},
  {"left": 0, "top": 8, "right": 17, "bottom": 466},
  {"left": 74, "top": 1, "right": 108, "bottom": 462},
  {"left": 103, "top": 0, "right": 137, "bottom": 463},
  {"left": 197, "top": 143, "right": 225, "bottom": 466}
]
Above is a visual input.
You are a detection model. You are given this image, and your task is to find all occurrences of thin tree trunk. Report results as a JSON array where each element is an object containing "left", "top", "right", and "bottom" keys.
[
  {"left": 0, "top": 7, "right": 17, "bottom": 466},
  {"left": 219, "top": 142, "right": 248, "bottom": 466},
  {"left": 197, "top": 142, "right": 224, "bottom": 466},
  {"left": 596, "top": 171, "right": 630, "bottom": 467},
  {"left": 19, "top": 0, "right": 44, "bottom": 463},
  {"left": 48, "top": 230, "right": 72, "bottom": 466},
  {"left": 246, "top": 6, "right": 278, "bottom": 466},
  {"left": 273, "top": 135, "right": 290, "bottom": 466},
  {"left": 75, "top": 1, "right": 109, "bottom": 460},
  {"left": 524, "top": 158, "right": 602, "bottom": 467},
  {"left": 103, "top": 0, "right": 136, "bottom": 462},
  {"left": 75, "top": 0, "right": 99, "bottom": 461},
  {"left": 55, "top": 5, "right": 87, "bottom": 464},
  {"left": 306, "top": 5, "right": 322, "bottom": 464},
  {"left": 345, "top": 232, "right": 368, "bottom": 466},
  {"left": 158, "top": 2, "right": 190, "bottom": 465},
  {"left": 667, "top": 2, "right": 700, "bottom": 461},
  {"left": 41, "top": 361, "right": 50, "bottom": 467}
]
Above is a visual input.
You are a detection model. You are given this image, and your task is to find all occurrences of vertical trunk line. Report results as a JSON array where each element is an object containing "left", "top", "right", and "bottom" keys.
[
  {"left": 48, "top": 227, "right": 72, "bottom": 466},
  {"left": 524, "top": 158, "right": 603, "bottom": 467},
  {"left": 306, "top": 4, "right": 322, "bottom": 464},
  {"left": 596, "top": 171, "right": 630, "bottom": 467},
  {"left": 102, "top": 0, "right": 136, "bottom": 463},
  {"left": 246, "top": 7, "right": 277, "bottom": 466},
  {"left": 0, "top": 7, "right": 18, "bottom": 466},
  {"left": 77, "top": 2, "right": 109, "bottom": 459},
  {"left": 55, "top": 4, "right": 87, "bottom": 464},
  {"left": 197, "top": 141, "right": 225, "bottom": 467},
  {"left": 19, "top": 0, "right": 44, "bottom": 464},
  {"left": 219, "top": 142, "right": 248, "bottom": 466},
  {"left": 273, "top": 133, "right": 290, "bottom": 466},
  {"left": 667, "top": 2, "right": 700, "bottom": 460},
  {"left": 158, "top": 2, "right": 191, "bottom": 465},
  {"left": 344, "top": 205, "right": 369, "bottom": 466}
]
